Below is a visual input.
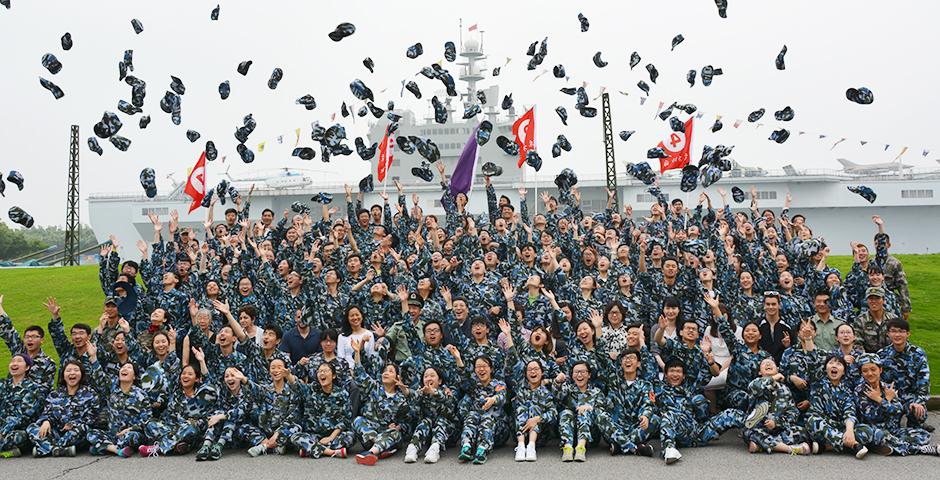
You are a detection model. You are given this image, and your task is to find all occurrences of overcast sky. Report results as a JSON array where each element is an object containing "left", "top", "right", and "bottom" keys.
[{"left": 1, "top": 0, "right": 938, "bottom": 226}]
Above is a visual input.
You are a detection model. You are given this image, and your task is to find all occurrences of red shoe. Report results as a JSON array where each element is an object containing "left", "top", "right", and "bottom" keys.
[
  {"left": 299, "top": 449, "right": 308, "bottom": 458},
  {"left": 378, "top": 449, "right": 397, "bottom": 459},
  {"left": 331, "top": 448, "right": 347, "bottom": 459},
  {"left": 355, "top": 452, "right": 378, "bottom": 465},
  {"left": 138, "top": 445, "right": 160, "bottom": 457}
]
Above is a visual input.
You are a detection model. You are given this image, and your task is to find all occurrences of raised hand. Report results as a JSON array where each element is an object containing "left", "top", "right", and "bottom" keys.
[{"left": 44, "top": 297, "right": 61, "bottom": 318}]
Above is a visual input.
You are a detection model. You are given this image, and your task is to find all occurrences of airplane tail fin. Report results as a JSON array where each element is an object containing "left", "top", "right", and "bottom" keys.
[{"left": 836, "top": 158, "right": 857, "bottom": 169}]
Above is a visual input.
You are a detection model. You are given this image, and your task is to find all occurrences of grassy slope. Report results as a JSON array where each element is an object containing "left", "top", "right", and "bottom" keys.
[{"left": 1, "top": 257, "right": 938, "bottom": 392}]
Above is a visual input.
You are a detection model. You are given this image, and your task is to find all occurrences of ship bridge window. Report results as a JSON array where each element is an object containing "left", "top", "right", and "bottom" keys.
[
  {"left": 901, "top": 189, "right": 933, "bottom": 199},
  {"left": 433, "top": 199, "right": 443, "bottom": 208},
  {"left": 754, "top": 191, "right": 777, "bottom": 200},
  {"left": 141, "top": 207, "right": 169, "bottom": 216},
  {"left": 580, "top": 200, "right": 601, "bottom": 212},
  {"left": 636, "top": 193, "right": 668, "bottom": 203}
]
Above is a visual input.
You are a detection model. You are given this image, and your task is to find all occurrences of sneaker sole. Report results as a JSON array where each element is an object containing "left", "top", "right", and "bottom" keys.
[
  {"left": 855, "top": 447, "right": 868, "bottom": 460},
  {"left": 356, "top": 455, "right": 377, "bottom": 466},
  {"left": 744, "top": 403, "right": 770, "bottom": 429}
]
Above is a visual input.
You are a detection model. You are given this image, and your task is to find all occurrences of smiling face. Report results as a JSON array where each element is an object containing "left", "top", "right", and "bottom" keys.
[
  {"left": 530, "top": 327, "right": 548, "bottom": 348},
  {"left": 423, "top": 322, "right": 442, "bottom": 346},
  {"left": 179, "top": 365, "right": 198, "bottom": 389},
  {"left": 474, "top": 358, "right": 492, "bottom": 382},
  {"left": 861, "top": 363, "right": 882, "bottom": 385},
  {"left": 742, "top": 323, "right": 761, "bottom": 345},
  {"left": 620, "top": 353, "right": 638, "bottom": 375},
  {"left": 347, "top": 307, "right": 363, "bottom": 329},
  {"left": 576, "top": 322, "right": 594, "bottom": 344},
  {"left": 525, "top": 360, "right": 543, "bottom": 385},
  {"left": 381, "top": 364, "right": 398, "bottom": 385},
  {"left": 665, "top": 366, "right": 684, "bottom": 386},
  {"left": 759, "top": 358, "right": 778, "bottom": 377},
  {"left": 320, "top": 335, "right": 336, "bottom": 354},
  {"left": 571, "top": 363, "right": 590, "bottom": 387},
  {"left": 269, "top": 359, "right": 287, "bottom": 382},
  {"left": 152, "top": 333, "right": 169, "bottom": 356},
  {"left": 118, "top": 362, "right": 136, "bottom": 383},
  {"left": 224, "top": 367, "right": 241, "bottom": 392},
  {"left": 316, "top": 363, "right": 335, "bottom": 388},
  {"left": 70, "top": 327, "right": 89, "bottom": 348},
  {"left": 8, "top": 355, "right": 27, "bottom": 377}
]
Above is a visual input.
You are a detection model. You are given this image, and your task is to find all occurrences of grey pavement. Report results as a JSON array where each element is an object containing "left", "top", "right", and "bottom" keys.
[{"left": 1, "top": 416, "right": 937, "bottom": 480}]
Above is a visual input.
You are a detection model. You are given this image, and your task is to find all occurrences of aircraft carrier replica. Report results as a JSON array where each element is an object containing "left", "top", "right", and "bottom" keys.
[{"left": 88, "top": 40, "right": 940, "bottom": 256}]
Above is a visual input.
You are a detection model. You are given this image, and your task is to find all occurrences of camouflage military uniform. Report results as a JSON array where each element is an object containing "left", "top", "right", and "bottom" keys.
[
  {"left": 854, "top": 381, "right": 930, "bottom": 455},
  {"left": 655, "top": 382, "right": 744, "bottom": 450},
  {"left": 352, "top": 364, "right": 412, "bottom": 453},
  {"left": 407, "top": 387, "right": 458, "bottom": 450},
  {"left": 743, "top": 376, "right": 807, "bottom": 451},
  {"left": 144, "top": 381, "right": 219, "bottom": 454},
  {"left": 855, "top": 310, "right": 898, "bottom": 353},
  {"left": 239, "top": 380, "right": 301, "bottom": 451},
  {"left": 878, "top": 343, "right": 930, "bottom": 428},
  {"left": 290, "top": 382, "right": 353, "bottom": 457},
  {"left": 27, "top": 385, "right": 98, "bottom": 455},
  {"left": 512, "top": 383, "right": 557, "bottom": 441},
  {"left": 805, "top": 380, "right": 869, "bottom": 451},
  {"left": 87, "top": 361, "right": 152, "bottom": 453},
  {"left": 596, "top": 376, "right": 658, "bottom": 453},
  {"left": 0, "top": 376, "right": 44, "bottom": 451},
  {"left": 0, "top": 314, "right": 56, "bottom": 394},
  {"left": 779, "top": 345, "right": 826, "bottom": 407},
  {"left": 717, "top": 315, "right": 770, "bottom": 410},
  {"left": 556, "top": 382, "right": 604, "bottom": 446},
  {"left": 458, "top": 375, "right": 510, "bottom": 456}
]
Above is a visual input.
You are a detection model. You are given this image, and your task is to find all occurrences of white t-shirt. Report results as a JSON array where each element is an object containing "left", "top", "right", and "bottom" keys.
[{"left": 337, "top": 330, "right": 376, "bottom": 368}]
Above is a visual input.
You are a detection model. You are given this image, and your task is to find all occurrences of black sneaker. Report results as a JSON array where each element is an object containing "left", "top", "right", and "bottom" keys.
[
  {"left": 924, "top": 424, "right": 936, "bottom": 433},
  {"left": 609, "top": 443, "right": 621, "bottom": 456},
  {"left": 636, "top": 443, "right": 654, "bottom": 457},
  {"left": 918, "top": 444, "right": 940, "bottom": 456}
]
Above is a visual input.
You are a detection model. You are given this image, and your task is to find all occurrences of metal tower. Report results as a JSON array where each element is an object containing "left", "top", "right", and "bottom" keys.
[
  {"left": 63, "top": 125, "right": 80, "bottom": 266},
  {"left": 601, "top": 93, "right": 619, "bottom": 210}
]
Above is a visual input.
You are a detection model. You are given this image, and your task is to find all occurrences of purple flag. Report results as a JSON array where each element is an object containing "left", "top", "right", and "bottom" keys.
[{"left": 450, "top": 124, "right": 481, "bottom": 197}]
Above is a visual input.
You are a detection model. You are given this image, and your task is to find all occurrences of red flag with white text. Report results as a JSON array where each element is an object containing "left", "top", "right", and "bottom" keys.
[
  {"left": 185, "top": 152, "right": 207, "bottom": 213},
  {"left": 377, "top": 128, "right": 395, "bottom": 183},
  {"left": 657, "top": 117, "right": 694, "bottom": 173},
  {"left": 512, "top": 107, "right": 536, "bottom": 168}
]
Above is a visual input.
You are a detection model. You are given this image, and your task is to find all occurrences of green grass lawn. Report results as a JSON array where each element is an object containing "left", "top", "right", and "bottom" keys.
[{"left": 1, "top": 257, "right": 939, "bottom": 393}]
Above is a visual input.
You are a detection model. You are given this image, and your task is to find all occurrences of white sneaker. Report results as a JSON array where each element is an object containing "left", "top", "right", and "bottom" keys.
[
  {"left": 424, "top": 443, "right": 440, "bottom": 464},
  {"left": 515, "top": 444, "right": 526, "bottom": 462},
  {"left": 744, "top": 402, "right": 770, "bottom": 429},
  {"left": 525, "top": 443, "right": 537, "bottom": 462},
  {"left": 247, "top": 444, "right": 267, "bottom": 457},
  {"left": 664, "top": 447, "right": 682, "bottom": 465},
  {"left": 404, "top": 444, "right": 418, "bottom": 463}
]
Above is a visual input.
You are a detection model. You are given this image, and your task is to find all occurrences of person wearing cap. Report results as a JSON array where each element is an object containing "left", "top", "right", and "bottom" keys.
[
  {"left": 93, "top": 296, "right": 128, "bottom": 355},
  {"left": 854, "top": 287, "right": 898, "bottom": 353},
  {"left": 396, "top": 289, "right": 460, "bottom": 390},
  {"left": 877, "top": 318, "right": 931, "bottom": 432},
  {"left": 0, "top": 295, "right": 57, "bottom": 393},
  {"left": 863, "top": 265, "right": 902, "bottom": 318},
  {"left": 382, "top": 288, "right": 426, "bottom": 363},
  {"left": 853, "top": 353, "right": 938, "bottom": 456},
  {"left": 0, "top": 353, "right": 44, "bottom": 458},
  {"left": 98, "top": 240, "right": 142, "bottom": 297}
]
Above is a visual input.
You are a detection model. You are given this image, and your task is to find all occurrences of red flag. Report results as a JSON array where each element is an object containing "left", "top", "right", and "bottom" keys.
[
  {"left": 512, "top": 107, "right": 536, "bottom": 167},
  {"left": 377, "top": 128, "right": 395, "bottom": 182},
  {"left": 657, "top": 117, "right": 694, "bottom": 173},
  {"left": 185, "top": 152, "right": 207, "bottom": 213},
  {"left": 468, "top": 23, "right": 478, "bottom": 31}
]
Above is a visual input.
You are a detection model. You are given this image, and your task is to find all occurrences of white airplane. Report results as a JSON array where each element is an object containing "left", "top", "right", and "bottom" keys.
[
  {"left": 224, "top": 167, "right": 314, "bottom": 189},
  {"left": 837, "top": 158, "right": 911, "bottom": 175}
]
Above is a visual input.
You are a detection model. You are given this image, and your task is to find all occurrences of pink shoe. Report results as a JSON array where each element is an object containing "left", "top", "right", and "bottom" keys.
[{"left": 138, "top": 445, "right": 160, "bottom": 457}]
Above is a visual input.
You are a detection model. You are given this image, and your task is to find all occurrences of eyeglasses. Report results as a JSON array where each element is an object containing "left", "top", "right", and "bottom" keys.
[{"left": 763, "top": 291, "right": 781, "bottom": 298}]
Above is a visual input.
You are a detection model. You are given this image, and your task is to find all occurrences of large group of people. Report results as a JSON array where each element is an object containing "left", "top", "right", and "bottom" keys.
[{"left": 0, "top": 163, "right": 934, "bottom": 466}]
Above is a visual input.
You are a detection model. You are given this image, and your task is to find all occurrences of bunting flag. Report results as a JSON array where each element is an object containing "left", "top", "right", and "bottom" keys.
[
  {"left": 885, "top": 144, "right": 891, "bottom": 151},
  {"left": 894, "top": 146, "right": 909, "bottom": 161},
  {"left": 294, "top": 128, "right": 301, "bottom": 147},
  {"left": 276, "top": 135, "right": 283, "bottom": 144},
  {"left": 257, "top": 142, "right": 265, "bottom": 152},
  {"left": 924, "top": 149, "right": 930, "bottom": 157},
  {"left": 639, "top": 97, "right": 647, "bottom": 105},
  {"left": 831, "top": 138, "right": 846, "bottom": 150},
  {"left": 657, "top": 117, "right": 694, "bottom": 173},
  {"left": 512, "top": 107, "right": 536, "bottom": 168},
  {"left": 377, "top": 125, "right": 395, "bottom": 183},
  {"left": 819, "top": 134, "right": 827, "bottom": 139},
  {"left": 184, "top": 152, "right": 207, "bottom": 213},
  {"left": 450, "top": 124, "right": 481, "bottom": 196},
  {"left": 468, "top": 23, "right": 478, "bottom": 31},
  {"left": 733, "top": 120, "right": 742, "bottom": 128},
  {"left": 655, "top": 101, "right": 665, "bottom": 118},
  {"left": 861, "top": 140, "right": 868, "bottom": 146}
]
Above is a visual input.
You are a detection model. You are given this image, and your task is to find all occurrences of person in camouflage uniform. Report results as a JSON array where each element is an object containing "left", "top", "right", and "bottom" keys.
[
  {"left": 242, "top": 358, "right": 301, "bottom": 457},
  {"left": 196, "top": 366, "right": 254, "bottom": 461},
  {"left": 805, "top": 356, "right": 870, "bottom": 458},
  {"left": 87, "top": 355, "right": 152, "bottom": 457},
  {"left": 596, "top": 349, "right": 657, "bottom": 457},
  {"left": 0, "top": 297, "right": 56, "bottom": 394},
  {"left": 854, "top": 354, "right": 938, "bottom": 456},
  {"left": 555, "top": 361, "right": 604, "bottom": 462},
  {"left": 26, "top": 360, "right": 98, "bottom": 457},
  {"left": 0, "top": 353, "right": 44, "bottom": 457},
  {"left": 351, "top": 337, "right": 412, "bottom": 466},
  {"left": 655, "top": 360, "right": 745, "bottom": 465},
  {"left": 289, "top": 362, "right": 353, "bottom": 459},
  {"left": 139, "top": 355, "right": 219, "bottom": 456},
  {"left": 855, "top": 287, "right": 898, "bottom": 353},
  {"left": 877, "top": 319, "right": 930, "bottom": 431},
  {"left": 510, "top": 359, "right": 558, "bottom": 462},
  {"left": 456, "top": 355, "right": 510, "bottom": 465},
  {"left": 403, "top": 366, "right": 458, "bottom": 464},
  {"left": 742, "top": 358, "right": 812, "bottom": 455},
  {"left": 779, "top": 319, "right": 826, "bottom": 412}
]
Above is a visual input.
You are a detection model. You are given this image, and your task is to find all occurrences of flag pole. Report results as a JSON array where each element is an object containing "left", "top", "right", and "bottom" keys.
[{"left": 533, "top": 105, "right": 538, "bottom": 216}]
